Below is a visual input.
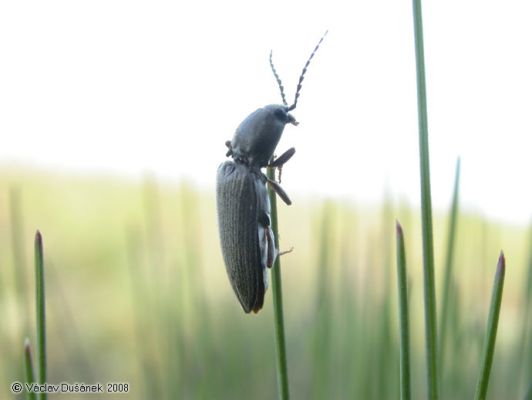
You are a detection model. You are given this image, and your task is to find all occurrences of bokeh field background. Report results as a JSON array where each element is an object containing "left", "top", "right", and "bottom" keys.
[
  {"left": 0, "top": 165, "right": 529, "bottom": 399},
  {"left": 1, "top": 1, "right": 532, "bottom": 399}
]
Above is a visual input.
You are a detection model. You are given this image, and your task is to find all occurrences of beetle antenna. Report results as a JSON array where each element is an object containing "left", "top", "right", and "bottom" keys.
[
  {"left": 269, "top": 50, "right": 288, "bottom": 106},
  {"left": 288, "top": 30, "right": 328, "bottom": 112}
]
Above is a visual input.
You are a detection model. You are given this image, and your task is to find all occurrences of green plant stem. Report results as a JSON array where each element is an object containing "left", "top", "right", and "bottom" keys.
[
  {"left": 439, "top": 158, "right": 461, "bottom": 368},
  {"left": 517, "top": 226, "right": 532, "bottom": 396},
  {"left": 396, "top": 222, "right": 411, "bottom": 400},
  {"left": 474, "top": 252, "right": 506, "bottom": 400},
  {"left": 34, "top": 231, "right": 47, "bottom": 400},
  {"left": 24, "top": 338, "right": 37, "bottom": 400},
  {"left": 267, "top": 166, "right": 290, "bottom": 400},
  {"left": 411, "top": 0, "right": 439, "bottom": 398},
  {"left": 312, "top": 204, "right": 332, "bottom": 399},
  {"left": 10, "top": 187, "right": 31, "bottom": 337}
]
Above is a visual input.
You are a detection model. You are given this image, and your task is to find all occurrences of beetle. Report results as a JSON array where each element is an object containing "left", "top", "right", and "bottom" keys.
[{"left": 216, "top": 32, "right": 327, "bottom": 313}]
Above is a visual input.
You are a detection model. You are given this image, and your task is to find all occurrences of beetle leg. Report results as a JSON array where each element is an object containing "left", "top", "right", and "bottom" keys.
[
  {"left": 278, "top": 165, "right": 285, "bottom": 184},
  {"left": 269, "top": 147, "right": 296, "bottom": 168},
  {"left": 265, "top": 225, "right": 277, "bottom": 268},
  {"left": 278, "top": 246, "right": 294, "bottom": 257},
  {"left": 267, "top": 178, "right": 292, "bottom": 205},
  {"left": 258, "top": 211, "right": 278, "bottom": 269},
  {"left": 257, "top": 222, "right": 269, "bottom": 268},
  {"left": 269, "top": 148, "right": 295, "bottom": 184},
  {"left": 225, "top": 140, "right": 233, "bottom": 157}
]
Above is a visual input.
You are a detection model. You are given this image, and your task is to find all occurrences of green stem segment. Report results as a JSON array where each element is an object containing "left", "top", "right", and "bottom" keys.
[
  {"left": 439, "top": 158, "right": 461, "bottom": 369},
  {"left": 474, "top": 252, "right": 506, "bottom": 400},
  {"left": 267, "top": 166, "right": 290, "bottom": 400},
  {"left": 396, "top": 222, "right": 411, "bottom": 400},
  {"left": 411, "top": 0, "right": 439, "bottom": 398},
  {"left": 34, "top": 231, "right": 47, "bottom": 400},
  {"left": 24, "top": 338, "right": 37, "bottom": 400}
]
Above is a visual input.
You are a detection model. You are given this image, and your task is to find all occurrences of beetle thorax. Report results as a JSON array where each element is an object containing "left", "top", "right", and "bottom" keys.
[{"left": 230, "top": 104, "right": 295, "bottom": 167}]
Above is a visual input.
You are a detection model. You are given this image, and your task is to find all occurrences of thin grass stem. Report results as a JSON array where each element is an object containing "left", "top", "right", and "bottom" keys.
[
  {"left": 10, "top": 187, "right": 31, "bottom": 338},
  {"left": 517, "top": 226, "right": 532, "bottom": 396},
  {"left": 312, "top": 204, "right": 333, "bottom": 399},
  {"left": 24, "top": 338, "right": 37, "bottom": 400},
  {"left": 411, "top": 0, "right": 439, "bottom": 398},
  {"left": 474, "top": 252, "right": 506, "bottom": 400},
  {"left": 267, "top": 166, "right": 290, "bottom": 400},
  {"left": 439, "top": 158, "right": 461, "bottom": 369},
  {"left": 396, "top": 222, "right": 411, "bottom": 400},
  {"left": 34, "top": 231, "right": 47, "bottom": 400}
]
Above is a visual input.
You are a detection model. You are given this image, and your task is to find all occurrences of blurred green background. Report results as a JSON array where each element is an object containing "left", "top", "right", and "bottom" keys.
[{"left": 0, "top": 166, "right": 530, "bottom": 399}]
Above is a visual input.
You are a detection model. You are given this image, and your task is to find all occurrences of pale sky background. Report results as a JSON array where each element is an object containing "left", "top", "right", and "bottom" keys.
[{"left": 0, "top": 0, "right": 530, "bottom": 225}]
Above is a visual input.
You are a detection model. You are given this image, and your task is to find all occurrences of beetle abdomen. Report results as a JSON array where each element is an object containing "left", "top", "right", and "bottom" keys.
[{"left": 216, "top": 161, "right": 268, "bottom": 313}]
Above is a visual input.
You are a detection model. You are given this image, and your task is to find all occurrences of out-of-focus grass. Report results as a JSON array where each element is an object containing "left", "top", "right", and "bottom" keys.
[
  {"left": 34, "top": 231, "right": 47, "bottom": 400},
  {"left": 24, "top": 339, "right": 36, "bottom": 400},
  {"left": 0, "top": 166, "right": 529, "bottom": 399},
  {"left": 439, "top": 158, "right": 460, "bottom": 378},
  {"left": 474, "top": 252, "right": 506, "bottom": 400},
  {"left": 411, "top": 0, "right": 439, "bottom": 395},
  {"left": 396, "top": 222, "right": 411, "bottom": 400}
]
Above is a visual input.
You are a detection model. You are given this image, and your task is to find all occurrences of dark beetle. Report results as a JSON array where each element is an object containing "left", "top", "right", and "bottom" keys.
[{"left": 217, "top": 32, "right": 327, "bottom": 313}]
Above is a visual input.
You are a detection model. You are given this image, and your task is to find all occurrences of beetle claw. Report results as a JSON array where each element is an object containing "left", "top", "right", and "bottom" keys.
[{"left": 278, "top": 246, "right": 294, "bottom": 257}]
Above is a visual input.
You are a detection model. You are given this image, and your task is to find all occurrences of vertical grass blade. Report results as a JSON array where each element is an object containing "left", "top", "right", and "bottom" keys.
[
  {"left": 376, "top": 199, "right": 396, "bottom": 400},
  {"left": 396, "top": 222, "right": 411, "bottom": 400},
  {"left": 411, "top": 0, "right": 439, "bottom": 397},
  {"left": 267, "top": 166, "right": 290, "bottom": 400},
  {"left": 439, "top": 158, "right": 461, "bottom": 368},
  {"left": 34, "top": 231, "right": 47, "bottom": 400},
  {"left": 312, "top": 203, "right": 333, "bottom": 399},
  {"left": 24, "top": 338, "right": 37, "bottom": 400},
  {"left": 125, "top": 227, "right": 154, "bottom": 400},
  {"left": 474, "top": 252, "right": 506, "bottom": 400},
  {"left": 10, "top": 187, "right": 31, "bottom": 338},
  {"left": 517, "top": 227, "right": 532, "bottom": 396}
]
